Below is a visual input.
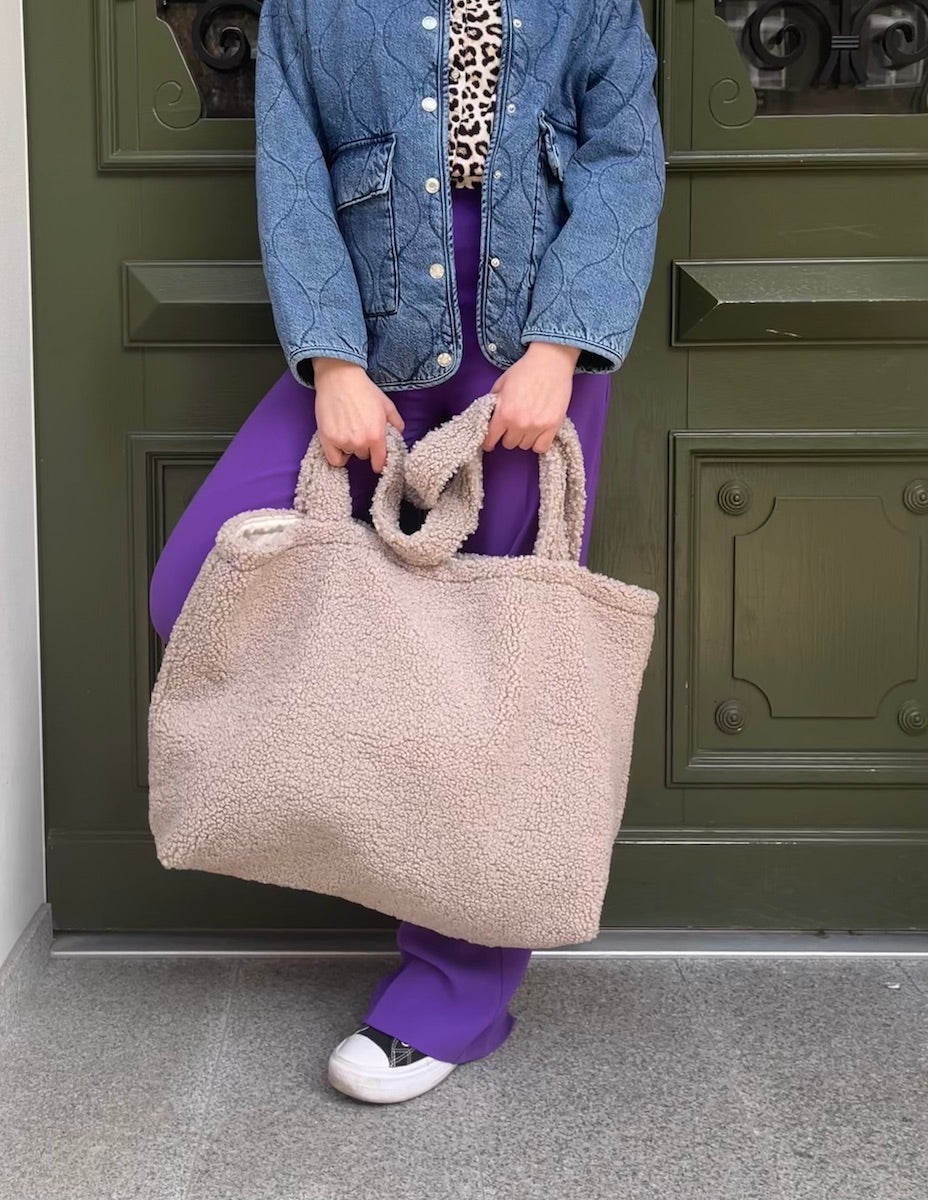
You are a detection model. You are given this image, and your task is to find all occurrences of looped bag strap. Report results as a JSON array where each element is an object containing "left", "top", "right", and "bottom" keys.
[
  {"left": 290, "top": 394, "right": 587, "bottom": 568},
  {"left": 370, "top": 425, "right": 486, "bottom": 567},
  {"left": 292, "top": 426, "right": 483, "bottom": 568},
  {"left": 402, "top": 393, "right": 587, "bottom": 564}
]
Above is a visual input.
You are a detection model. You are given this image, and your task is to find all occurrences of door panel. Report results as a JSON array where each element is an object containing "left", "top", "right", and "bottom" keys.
[
  {"left": 96, "top": 0, "right": 257, "bottom": 168},
  {"left": 658, "top": 0, "right": 928, "bottom": 929},
  {"left": 674, "top": 259, "right": 928, "bottom": 344},
  {"left": 671, "top": 433, "right": 928, "bottom": 783},
  {"left": 28, "top": 0, "right": 928, "bottom": 933}
]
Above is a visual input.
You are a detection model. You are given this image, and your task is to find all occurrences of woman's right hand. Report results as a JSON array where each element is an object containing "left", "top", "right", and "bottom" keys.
[{"left": 312, "top": 358, "right": 405, "bottom": 473}]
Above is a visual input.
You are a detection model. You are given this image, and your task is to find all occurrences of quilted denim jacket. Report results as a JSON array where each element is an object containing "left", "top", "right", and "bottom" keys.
[{"left": 254, "top": 0, "right": 665, "bottom": 391}]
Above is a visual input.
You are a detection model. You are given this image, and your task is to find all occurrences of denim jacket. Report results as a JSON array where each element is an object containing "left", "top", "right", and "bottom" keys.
[{"left": 254, "top": 0, "right": 665, "bottom": 391}]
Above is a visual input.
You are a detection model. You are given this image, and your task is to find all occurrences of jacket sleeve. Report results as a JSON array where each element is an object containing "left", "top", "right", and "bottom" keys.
[
  {"left": 254, "top": 0, "right": 368, "bottom": 388},
  {"left": 520, "top": 0, "right": 666, "bottom": 373}
]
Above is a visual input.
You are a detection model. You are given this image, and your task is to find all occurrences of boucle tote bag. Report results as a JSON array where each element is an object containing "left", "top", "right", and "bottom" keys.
[{"left": 147, "top": 392, "right": 659, "bottom": 948}]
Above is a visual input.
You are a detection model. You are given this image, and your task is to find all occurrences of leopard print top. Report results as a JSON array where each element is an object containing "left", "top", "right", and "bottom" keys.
[{"left": 448, "top": 0, "right": 502, "bottom": 188}]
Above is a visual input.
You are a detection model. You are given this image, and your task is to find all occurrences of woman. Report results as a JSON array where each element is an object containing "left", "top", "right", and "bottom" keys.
[{"left": 148, "top": 0, "right": 664, "bottom": 1105}]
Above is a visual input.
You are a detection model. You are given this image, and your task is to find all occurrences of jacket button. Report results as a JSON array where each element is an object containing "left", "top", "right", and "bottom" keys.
[
  {"left": 488, "top": 342, "right": 498, "bottom": 353},
  {"left": 506, "top": 102, "right": 516, "bottom": 114},
  {"left": 512, "top": 17, "right": 522, "bottom": 27},
  {"left": 429, "top": 263, "right": 445, "bottom": 279},
  {"left": 490, "top": 256, "right": 500, "bottom": 268},
  {"left": 421, "top": 96, "right": 438, "bottom": 112},
  {"left": 425, "top": 177, "right": 440, "bottom": 193},
  {"left": 436, "top": 351, "right": 453, "bottom": 366},
  {"left": 421, "top": 15, "right": 437, "bottom": 28}
]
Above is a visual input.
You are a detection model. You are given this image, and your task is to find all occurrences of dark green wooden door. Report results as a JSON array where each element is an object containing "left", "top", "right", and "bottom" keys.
[{"left": 30, "top": 0, "right": 928, "bottom": 933}]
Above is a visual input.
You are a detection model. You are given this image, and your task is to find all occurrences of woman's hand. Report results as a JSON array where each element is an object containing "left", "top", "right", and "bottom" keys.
[
  {"left": 313, "top": 358, "right": 405, "bottom": 473},
  {"left": 484, "top": 341, "right": 581, "bottom": 454}
]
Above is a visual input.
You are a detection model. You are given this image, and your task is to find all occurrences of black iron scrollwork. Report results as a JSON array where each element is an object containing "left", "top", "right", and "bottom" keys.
[
  {"left": 157, "top": 0, "right": 263, "bottom": 117},
  {"left": 190, "top": 0, "right": 263, "bottom": 70},
  {"left": 854, "top": 0, "right": 928, "bottom": 71},
  {"left": 742, "top": 0, "right": 832, "bottom": 75},
  {"left": 716, "top": 0, "right": 928, "bottom": 112}
]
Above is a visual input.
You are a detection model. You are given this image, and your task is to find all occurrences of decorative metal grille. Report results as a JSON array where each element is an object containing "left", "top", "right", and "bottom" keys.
[
  {"left": 715, "top": 0, "right": 928, "bottom": 112},
  {"left": 156, "top": 1, "right": 262, "bottom": 118}
]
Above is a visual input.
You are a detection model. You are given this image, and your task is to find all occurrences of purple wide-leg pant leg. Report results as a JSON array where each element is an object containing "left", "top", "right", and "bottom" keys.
[{"left": 148, "top": 183, "right": 611, "bottom": 1066}]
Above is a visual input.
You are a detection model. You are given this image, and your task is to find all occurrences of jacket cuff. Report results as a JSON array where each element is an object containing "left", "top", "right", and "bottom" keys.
[
  {"left": 520, "top": 331, "right": 623, "bottom": 374},
  {"left": 287, "top": 345, "right": 369, "bottom": 390}
]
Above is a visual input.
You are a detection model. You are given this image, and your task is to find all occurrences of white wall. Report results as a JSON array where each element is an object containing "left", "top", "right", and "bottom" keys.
[{"left": 0, "top": 2, "right": 45, "bottom": 970}]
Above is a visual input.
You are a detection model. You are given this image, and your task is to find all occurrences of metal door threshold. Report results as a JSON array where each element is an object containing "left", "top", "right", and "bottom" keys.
[{"left": 50, "top": 929, "right": 928, "bottom": 957}]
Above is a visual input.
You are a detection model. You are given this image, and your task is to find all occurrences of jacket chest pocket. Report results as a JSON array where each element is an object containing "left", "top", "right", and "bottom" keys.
[
  {"left": 330, "top": 133, "right": 399, "bottom": 318},
  {"left": 530, "top": 112, "right": 577, "bottom": 284}
]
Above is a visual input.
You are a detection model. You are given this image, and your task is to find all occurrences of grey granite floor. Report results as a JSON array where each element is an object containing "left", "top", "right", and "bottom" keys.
[{"left": 1, "top": 953, "right": 927, "bottom": 1200}]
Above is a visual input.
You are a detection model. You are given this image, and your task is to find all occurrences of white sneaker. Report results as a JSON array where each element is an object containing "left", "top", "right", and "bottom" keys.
[{"left": 327, "top": 1023, "right": 458, "bottom": 1104}]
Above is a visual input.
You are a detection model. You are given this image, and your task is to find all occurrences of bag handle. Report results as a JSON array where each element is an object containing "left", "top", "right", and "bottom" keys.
[
  {"left": 291, "top": 393, "right": 587, "bottom": 568},
  {"left": 291, "top": 424, "right": 487, "bottom": 569},
  {"left": 369, "top": 426, "right": 486, "bottom": 567},
  {"left": 372, "top": 392, "right": 587, "bottom": 567},
  {"left": 292, "top": 434, "right": 354, "bottom": 521}
]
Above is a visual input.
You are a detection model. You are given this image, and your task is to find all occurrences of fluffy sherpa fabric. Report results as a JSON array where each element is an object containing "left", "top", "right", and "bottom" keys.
[{"left": 147, "top": 393, "right": 659, "bottom": 948}]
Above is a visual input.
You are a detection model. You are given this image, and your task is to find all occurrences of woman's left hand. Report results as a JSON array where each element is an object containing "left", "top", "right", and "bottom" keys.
[{"left": 484, "top": 341, "right": 581, "bottom": 454}]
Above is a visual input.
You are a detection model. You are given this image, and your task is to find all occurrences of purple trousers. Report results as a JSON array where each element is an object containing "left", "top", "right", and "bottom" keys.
[{"left": 148, "top": 183, "right": 611, "bottom": 1064}]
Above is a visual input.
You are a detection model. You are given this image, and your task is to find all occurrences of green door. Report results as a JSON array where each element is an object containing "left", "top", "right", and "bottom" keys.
[{"left": 30, "top": 0, "right": 928, "bottom": 933}]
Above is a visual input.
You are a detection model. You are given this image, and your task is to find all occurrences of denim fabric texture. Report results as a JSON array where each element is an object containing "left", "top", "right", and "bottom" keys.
[{"left": 254, "top": 0, "right": 666, "bottom": 391}]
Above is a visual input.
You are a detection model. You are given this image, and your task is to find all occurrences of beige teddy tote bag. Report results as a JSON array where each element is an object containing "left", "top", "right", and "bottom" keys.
[{"left": 147, "top": 393, "right": 660, "bottom": 948}]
